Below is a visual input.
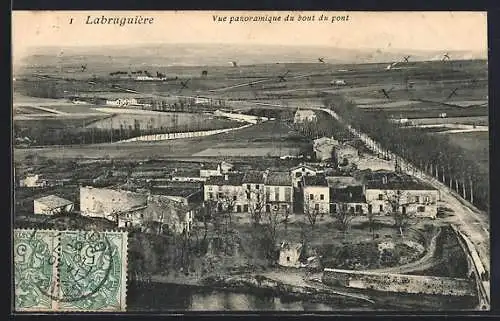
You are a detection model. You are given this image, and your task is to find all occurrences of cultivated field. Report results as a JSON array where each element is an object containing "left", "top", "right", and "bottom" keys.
[{"left": 13, "top": 57, "right": 488, "bottom": 164}]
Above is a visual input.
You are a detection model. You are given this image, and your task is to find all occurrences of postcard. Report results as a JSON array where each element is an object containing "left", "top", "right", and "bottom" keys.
[{"left": 12, "top": 11, "right": 489, "bottom": 312}]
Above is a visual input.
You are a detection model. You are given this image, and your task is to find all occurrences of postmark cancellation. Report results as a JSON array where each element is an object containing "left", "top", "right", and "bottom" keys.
[{"left": 14, "top": 229, "right": 128, "bottom": 312}]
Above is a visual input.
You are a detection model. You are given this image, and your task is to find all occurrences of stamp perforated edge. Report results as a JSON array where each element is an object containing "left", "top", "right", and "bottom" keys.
[{"left": 13, "top": 228, "right": 129, "bottom": 312}]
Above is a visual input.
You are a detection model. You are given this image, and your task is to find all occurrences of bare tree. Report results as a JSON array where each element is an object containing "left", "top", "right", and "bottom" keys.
[
  {"left": 333, "top": 203, "right": 355, "bottom": 233},
  {"left": 219, "top": 188, "right": 241, "bottom": 226},
  {"left": 384, "top": 190, "right": 411, "bottom": 236},
  {"left": 247, "top": 189, "right": 266, "bottom": 226},
  {"left": 262, "top": 208, "right": 282, "bottom": 258},
  {"left": 303, "top": 199, "right": 320, "bottom": 230},
  {"left": 367, "top": 202, "right": 377, "bottom": 240}
]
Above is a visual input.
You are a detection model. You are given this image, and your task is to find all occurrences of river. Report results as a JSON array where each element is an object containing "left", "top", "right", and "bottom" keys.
[{"left": 127, "top": 282, "right": 476, "bottom": 312}]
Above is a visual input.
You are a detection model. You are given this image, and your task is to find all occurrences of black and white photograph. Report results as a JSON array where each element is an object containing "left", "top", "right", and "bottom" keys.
[{"left": 11, "top": 11, "right": 490, "bottom": 312}]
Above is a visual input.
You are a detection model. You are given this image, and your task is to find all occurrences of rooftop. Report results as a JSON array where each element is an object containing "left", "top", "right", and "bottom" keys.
[
  {"left": 295, "top": 110, "right": 316, "bottom": 117},
  {"left": 331, "top": 186, "right": 366, "bottom": 203},
  {"left": 303, "top": 175, "right": 328, "bottom": 187},
  {"left": 173, "top": 169, "right": 201, "bottom": 178},
  {"left": 266, "top": 171, "right": 292, "bottom": 186},
  {"left": 280, "top": 242, "right": 303, "bottom": 252},
  {"left": 242, "top": 171, "right": 266, "bottom": 184},
  {"left": 201, "top": 162, "right": 219, "bottom": 170},
  {"left": 326, "top": 176, "right": 362, "bottom": 188},
  {"left": 365, "top": 170, "right": 437, "bottom": 191},
  {"left": 205, "top": 173, "right": 244, "bottom": 186},
  {"left": 34, "top": 195, "right": 73, "bottom": 209},
  {"left": 150, "top": 187, "right": 201, "bottom": 198}
]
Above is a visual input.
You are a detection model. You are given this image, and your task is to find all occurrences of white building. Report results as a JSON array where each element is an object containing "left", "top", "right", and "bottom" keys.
[
  {"left": 117, "top": 195, "right": 195, "bottom": 235},
  {"left": 313, "top": 137, "right": 340, "bottom": 162},
  {"left": 278, "top": 242, "right": 303, "bottom": 268},
  {"left": 200, "top": 161, "right": 234, "bottom": 178},
  {"left": 105, "top": 98, "right": 139, "bottom": 107},
  {"left": 364, "top": 171, "right": 439, "bottom": 218},
  {"left": 204, "top": 173, "right": 246, "bottom": 213},
  {"left": 302, "top": 175, "right": 330, "bottom": 215},
  {"left": 34, "top": 195, "right": 74, "bottom": 215},
  {"left": 264, "top": 171, "right": 294, "bottom": 214},
  {"left": 294, "top": 109, "right": 317, "bottom": 124},
  {"left": 19, "top": 174, "right": 46, "bottom": 188},
  {"left": 80, "top": 186, "right": 148, "bottom": 221},
  {"left": 290, "top": 164, "right": 319, "bottom": 188}
]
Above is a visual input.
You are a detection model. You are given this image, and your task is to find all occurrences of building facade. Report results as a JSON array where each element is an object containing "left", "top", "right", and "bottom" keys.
[
  {"left": 290, "top": 164, "right": 318, "bottom": 188},
  {"left": 364, "top": 172, "right": 440, "bottom": 218},
  {"left": 294, "top": 109, "right": 317, "bottom": 124},
  {"left": 302, "top": 175, "right": 330, "bottom": 215},
  {"left": 264, "top": 171, "right": 294, "bottom": 214}
]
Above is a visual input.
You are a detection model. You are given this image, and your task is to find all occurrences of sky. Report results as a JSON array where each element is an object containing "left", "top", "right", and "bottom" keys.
[{"left": 12, "top": 11, "right": 487, "bottom": 61}]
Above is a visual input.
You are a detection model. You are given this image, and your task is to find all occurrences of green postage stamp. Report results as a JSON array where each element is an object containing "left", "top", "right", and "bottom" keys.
[{"left": 13, "top": 229, "right": 128, "bottom": 312}]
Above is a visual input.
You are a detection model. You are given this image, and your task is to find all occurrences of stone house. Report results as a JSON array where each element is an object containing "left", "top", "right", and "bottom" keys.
[
  {"left": 33, "top": 195, "right": 74, "bottom": 215},
  {"left": 302, "top": 175, "right": 330, "bottom": 215},
  {"left": 117, "top": 195, "right": 195, "bottom": 235},
  {"left": 364, "top": 171, "right": 439, "bottom": 218},
  {"left": 290, "top": 164, "right": 319, "bottom": 188},
  {"left": 278, "top": 242, "right": 303, "bottom": 268},
  {"left": 264, "top": 171, "right": 293, "bottom": 214},
  {"left": 293, "top": 109, "right": 317, "bottom": 124}
]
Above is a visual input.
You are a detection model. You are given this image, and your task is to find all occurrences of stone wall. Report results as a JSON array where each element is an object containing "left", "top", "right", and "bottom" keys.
[
  {"left": 80, "top": 186, "right": 147, "bottom": 220},
  {"left": 323, "top": 268, "right": 476, "bottom": 297}
]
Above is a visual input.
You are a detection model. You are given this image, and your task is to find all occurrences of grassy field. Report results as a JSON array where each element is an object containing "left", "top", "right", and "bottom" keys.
[
  {"left": 14, "top": 58, "right": 488, "bottom": 164},
  {"left": 86, "top": 112, "right": 241, "bottom": 131}
]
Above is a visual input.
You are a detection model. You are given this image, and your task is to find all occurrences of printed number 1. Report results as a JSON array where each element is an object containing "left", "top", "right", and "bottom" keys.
[{"left": 70, "top": 18, "right": 74, "bottom": 24}]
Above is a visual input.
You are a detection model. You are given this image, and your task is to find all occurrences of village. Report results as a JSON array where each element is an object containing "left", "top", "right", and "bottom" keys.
[{"left": 14, "top": 107, "right": 451, "bottom": 295}]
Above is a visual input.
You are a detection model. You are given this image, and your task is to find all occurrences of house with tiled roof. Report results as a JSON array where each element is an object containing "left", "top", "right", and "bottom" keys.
[
  {"left": 33, "top": 195, "right": 74, "bottom": 215},
  {"left": 264, "top": 171, "right": 293, "bottom": 214},
  {"left": 363, "top": 170, "right": 439, "bottom": 218},
  {"left": 302, "top": 175, "right": 330, "bottom": 215}
]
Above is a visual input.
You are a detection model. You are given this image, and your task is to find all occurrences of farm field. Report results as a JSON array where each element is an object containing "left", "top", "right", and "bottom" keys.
[
  {"left": 86, "top": 112, "right": 241, "bottom": 131},
  {"left": 14, "top": 120, "right": 308, "bottom": 161},
  {"left": 13, "top": 57, "right": 488, "bottom": 167}
]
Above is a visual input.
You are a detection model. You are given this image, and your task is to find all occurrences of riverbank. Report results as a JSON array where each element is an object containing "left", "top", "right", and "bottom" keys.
[
  {"left": 145, "top": 268, "right": 375, "bottom": 305},
  {"left": 132, "top": 268, "right": 477, "bottom": 311}
]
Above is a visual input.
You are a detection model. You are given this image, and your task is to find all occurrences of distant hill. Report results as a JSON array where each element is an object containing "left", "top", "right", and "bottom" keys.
[{"left": 16, "top": 43, "right": 487, "bottom": 68}]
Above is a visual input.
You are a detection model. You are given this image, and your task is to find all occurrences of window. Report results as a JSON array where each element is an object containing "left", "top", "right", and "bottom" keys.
[
  {"left": 424, "top": 196, "right": 430, "bottom": 203},
  {"left": 378, "top": 194, "right": 384, "bottom": 200},
  {"left": 415, "top": 196, "right": 420, "bottom": 203},
  {"left": 379, "top": 205, "right": 383, "bottom": 212},
  {"left": 247, "top": 184, "right": 251, "bottom": 190},
  {"left": 209, "top": 192, "right": 213, "bottom": 199},
  {"left": 417, "top": 206, "right": 425, "bottom": 212},
  {"left": 355, "top": 205, "right": 362, "bottom": 213},
  {"left": 233, "top": 195, "right": 237, "bottom": 201},
  {"left": 208, "top": 186, "right": 213, "bottom": 191},
  {"left": 275, "top": 187, "right": 280, "bottom": 201},
  {"left": 295, "top": 172, "right": 302, "bottom": 178},
  {"left": 243, "top": 204, "right": 249, "bottom": 212},
  {"left": 310, "top": 194, "right": 314, "bottom": 200},
  {"left": 246, "top": 192, "right": 251, "bottom": 200},
  {"left": 349, "top": 207, "right": 355, "bottom": 214},
  {"left": 218, "top": 193, "right": 223, "bottom": 199},
  {"left": 314, "top": 203, "right": 320, "bottom": 211},
  {"left": 287, "top": 256, "right": 290, "bottom": 262},
  {"left": 320, "top": 194, "right": 324, "bottom": 200},
  {"left": 255, "top": 184, "right": 260, "bottom": 190}
]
